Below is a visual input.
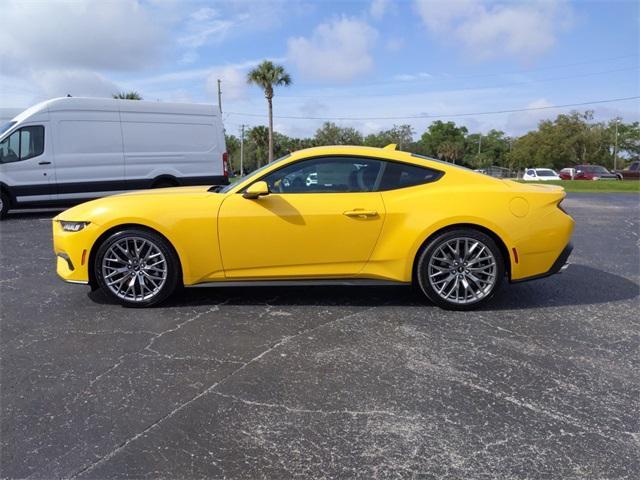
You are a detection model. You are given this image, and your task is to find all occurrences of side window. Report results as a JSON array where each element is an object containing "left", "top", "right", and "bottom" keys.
[
  {"left": 261, "top": 157, "right": 383, "bottom": 193},
  {"left": 379, "top": 162, "right": 443, "bottom": 190},
  {"left": 0, "top": 126, "right": 44, "bottom": 163},
  {"left": 526, "top": 169, "right": 536, "bottom": 176},
  {"left": 630, "top": 162, "right": 639, "bottom": 171},
  {"left": 19, "top": 126, "right": 45, "bottom": 160}
]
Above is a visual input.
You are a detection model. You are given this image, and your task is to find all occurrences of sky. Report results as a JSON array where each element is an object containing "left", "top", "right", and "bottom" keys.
[{"left": 1, "top": 0, "right": 638, "bottom": 139}]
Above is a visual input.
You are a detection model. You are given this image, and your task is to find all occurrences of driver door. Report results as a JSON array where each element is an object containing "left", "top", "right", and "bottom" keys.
[
  {"left": 218, "top": 156, "right": 386, "bottom": 279},
  {"left": 0, "top": 124, "right": 54, "bottom": 203}
]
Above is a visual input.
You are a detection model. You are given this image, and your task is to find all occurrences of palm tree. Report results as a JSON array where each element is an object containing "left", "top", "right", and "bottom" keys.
[
  {"left": 247, "top": 61, "right": 292, "bottom": 163},
  {"left": 437, "top": 141, "right": 464, "bottom": 164},
  {"left": 113, "top": 91, "right": 142, "bottom": 100},
  {"left": 248, "top": 126, "right": 270, "bottom": 167}
]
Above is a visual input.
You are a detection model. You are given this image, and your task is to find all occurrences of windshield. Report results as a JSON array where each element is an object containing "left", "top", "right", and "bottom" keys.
[
  {"left": 218, "top": 154, "right": 291, "bottom": 193},
  {"left": 0, "top": 121, "right": 16, "bottom": 137},
  {"left": 536, "top": 169, "right": 557, "bottom": 176}
]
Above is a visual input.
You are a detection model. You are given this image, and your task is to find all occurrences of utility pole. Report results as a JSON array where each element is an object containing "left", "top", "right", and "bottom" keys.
[
  {"left": 240, "top": 124, "right": 245, "bottom": 176},
  {"left": 217, "top": 79, "right": 222, "bottom": 114},
  {"left": 613, "top": 118, "right": 619, "bottom": 171}
]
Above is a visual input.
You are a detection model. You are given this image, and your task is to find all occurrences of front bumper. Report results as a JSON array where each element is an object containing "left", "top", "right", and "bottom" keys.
[
  {"left": 511, "top": 242, "right": 573, "bottom": 283},
  {"left": 52, "top": 220, "right": 96, "bottom": 284}
]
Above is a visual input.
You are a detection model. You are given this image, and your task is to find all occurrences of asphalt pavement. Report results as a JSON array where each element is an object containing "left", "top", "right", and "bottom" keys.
[{"left": 1, "top": 193, "right": 638, "bottom": 479}]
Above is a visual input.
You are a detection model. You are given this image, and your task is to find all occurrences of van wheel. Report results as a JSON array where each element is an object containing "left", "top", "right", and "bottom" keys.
[
  {"left": 152, "top": 179, "right": 178, "bottom": 189},
  {"left": 0, "top": 191, "right": 9, "bottom": 220},
  {"left": 415, "top": 229, "right": 505, "bottom": 311},
  {"left": 94, "top": 229, "right": 180, "bottom": 307}
]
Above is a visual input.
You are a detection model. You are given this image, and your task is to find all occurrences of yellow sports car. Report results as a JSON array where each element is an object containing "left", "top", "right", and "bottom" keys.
[{"left": 52, "top": 145, "right": 574, "bottom": 310}]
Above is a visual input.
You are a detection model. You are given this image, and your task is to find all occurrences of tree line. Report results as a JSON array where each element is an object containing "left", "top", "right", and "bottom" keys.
[{"left": 226, "top": 111, "right": 639, "bottom": 175}]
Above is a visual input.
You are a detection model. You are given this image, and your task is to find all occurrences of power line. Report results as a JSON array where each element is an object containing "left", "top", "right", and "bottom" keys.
[{"left": 226, "top": 96, "right": 640, "bottom": 121}]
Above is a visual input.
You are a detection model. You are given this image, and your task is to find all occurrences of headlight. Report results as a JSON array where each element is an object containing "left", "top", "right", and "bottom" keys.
[{"left": 59, "top": 220, "right": 90, "bottom": 232}]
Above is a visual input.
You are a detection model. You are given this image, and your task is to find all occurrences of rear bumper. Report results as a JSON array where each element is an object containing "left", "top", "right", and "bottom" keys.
[{"left": 511, "top": 242, "right": 573, "bottom": 283}]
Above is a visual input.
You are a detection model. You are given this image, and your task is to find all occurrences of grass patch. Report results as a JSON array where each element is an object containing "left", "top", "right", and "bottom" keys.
[{"left": 515, "top": 180, "right": 640, "bottom": 193}]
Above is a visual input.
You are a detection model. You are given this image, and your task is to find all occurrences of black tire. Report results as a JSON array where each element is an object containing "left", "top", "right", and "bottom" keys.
[
  {"left": 0, "top": 191, "right": 9, "bottom": 220},
  {"left": 152, "top": 179, "right": 178, "bottom": 189},
  {"left": 415, "top": 228, "right": 505, "bottom": 311},
  {"left": 94, "top": 228, "right": 180, "bottom": 307}
]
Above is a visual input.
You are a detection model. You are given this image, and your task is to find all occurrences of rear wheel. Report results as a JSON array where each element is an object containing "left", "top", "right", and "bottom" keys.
[
  {"left": 416, "top": 229, "right": 505, "bottom": 310},
  {"left": 152, "top": 178, "right": 178, "bottom": 189},
  {"left": 95, "top": 229, "right": 180, "bottom": 307},
  {"left": 0, "top": 191, "right": 9, "bottom": 220}
]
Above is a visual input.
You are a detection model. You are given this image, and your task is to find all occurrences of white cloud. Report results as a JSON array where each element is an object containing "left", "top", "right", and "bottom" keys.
[
  {"left": 414, "top": 0, "right": 572, "bottom": 61},
  {"left": 370, "top": 0, "right": 390, "bottom": 20},
  {"left": 0, "top": 0, "right": 165, "bottom": 72},
  {"left": 206, "top": 66, "right": 249, "bottom": 102},
  {"left": 506, "top": 98, "right": 555, "bottom": 134},
  {"left": 287, "top": 17, "right": 378, "bottom": 82},
  {"left": 393, "top": 72, "right": 433, "bottom": 81},
  {"left": 385, "top": 37, "right": 405, "bottom": 52},
  {"left": 35, "top": 70, "right": 121, "bottom": 99},
  {"left": 178, "top": 7, "right": 236, "bottom": 49}
]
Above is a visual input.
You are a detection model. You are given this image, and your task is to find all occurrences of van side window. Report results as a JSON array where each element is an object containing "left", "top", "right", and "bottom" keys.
[
  {"left": 19, "top": 126, "right": 45, "bottom": 160},
  {"left": 0, "top": 126, "right": 44, "bottom": 163}
]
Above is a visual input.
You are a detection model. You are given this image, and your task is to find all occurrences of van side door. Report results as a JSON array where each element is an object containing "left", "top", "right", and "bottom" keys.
[{"left": 0, "top": 124, "right": 54, "bottom": 205}]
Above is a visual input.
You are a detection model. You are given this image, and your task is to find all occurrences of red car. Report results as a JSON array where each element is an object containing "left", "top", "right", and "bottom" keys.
[
  {"left": 615, "top": 160, "right": 640, "bottom": 180},
  {"left": 572, "top": 165, "right": 619, "bottom": 181}
]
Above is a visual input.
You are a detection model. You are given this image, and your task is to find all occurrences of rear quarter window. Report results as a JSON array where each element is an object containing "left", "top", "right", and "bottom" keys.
[{"left": 379, "top": 161, "right": 442, "bottom": 191}]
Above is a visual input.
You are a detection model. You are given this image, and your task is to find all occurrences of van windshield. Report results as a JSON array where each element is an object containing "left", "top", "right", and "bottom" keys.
[{"left": 0, "top": 121, "right": 16, "bottom": 137}]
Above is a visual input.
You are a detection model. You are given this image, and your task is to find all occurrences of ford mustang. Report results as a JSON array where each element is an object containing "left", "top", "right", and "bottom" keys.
[{"left": 52, "top": 145, "right": 574, "bottom": 310}]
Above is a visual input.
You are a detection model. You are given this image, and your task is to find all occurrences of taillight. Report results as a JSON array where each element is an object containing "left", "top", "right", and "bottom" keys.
[
  {"left": 222, "top": 152, "right": 229, "bottom": 177},
  {"left": 557, "top": 199, "right": 569, "bottom": 215}
]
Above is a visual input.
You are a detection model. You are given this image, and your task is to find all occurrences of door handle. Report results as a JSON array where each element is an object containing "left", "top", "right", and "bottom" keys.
[
  {"left": 343, "top": 210, "right": 378, "bottom": 218},
  {"left": 38, "top": 161, "right": 51, "bottom": 165}
]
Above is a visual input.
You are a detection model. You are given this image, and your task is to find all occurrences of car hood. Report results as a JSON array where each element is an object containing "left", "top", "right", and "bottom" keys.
[
  {"left": 115, "top": 185, "right": 214, "bottom": 196},
  {"left": 54, "top": 186, "right": 220, "bottom": 223}
]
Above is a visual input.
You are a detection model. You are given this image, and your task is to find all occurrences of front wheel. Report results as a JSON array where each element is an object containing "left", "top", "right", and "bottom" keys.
[
  {"left": 95, "top": 229, "right": 180, "bottom": 307},
  {"left": 0, "top": 191, "right": 9, "bottom": 220},
  {"left": 416, "top": 229, "right": 505, "bottom": 311}
]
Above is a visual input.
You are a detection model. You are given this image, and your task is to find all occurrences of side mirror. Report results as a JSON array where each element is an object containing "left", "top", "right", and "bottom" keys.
[{"left": 243, "top": 180, "right": 270, "bottom": 199}]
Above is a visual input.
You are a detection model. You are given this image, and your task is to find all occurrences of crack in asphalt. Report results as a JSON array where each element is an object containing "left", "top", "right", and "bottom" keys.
[
  {"left": 211, "top": 391, "right": 420, "bottom": 420},
  {"left": 68, "top": 304, "right": 382, "bottom": 479}
]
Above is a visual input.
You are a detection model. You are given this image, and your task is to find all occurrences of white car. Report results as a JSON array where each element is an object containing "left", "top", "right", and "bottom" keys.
[
  {"left": 523, "top": 168, "right": 561, "bottom": 181},
  {"left": 0, "top": 97, "right": 228, "bottom": 218}
]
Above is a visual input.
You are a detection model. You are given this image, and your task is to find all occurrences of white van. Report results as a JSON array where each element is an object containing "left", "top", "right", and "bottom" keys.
[{"left": 0, "top": 97, "right": 228, "bottom": 218}]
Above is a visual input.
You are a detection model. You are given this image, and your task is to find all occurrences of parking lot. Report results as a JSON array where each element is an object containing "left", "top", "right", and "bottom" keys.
[{"left": 1, "top": 193, "right": 638, "bottom": 479}]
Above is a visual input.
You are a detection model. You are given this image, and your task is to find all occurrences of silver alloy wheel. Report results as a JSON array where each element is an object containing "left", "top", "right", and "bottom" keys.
[
  {"left": 0, "top": 196, "right": 3, "bottom": 212},
  {"left": 427, "top": 237, "right": 497, "bottom": 305},
  {"left": 101, "top": 236, "right": 167, "bottom": 302}
]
